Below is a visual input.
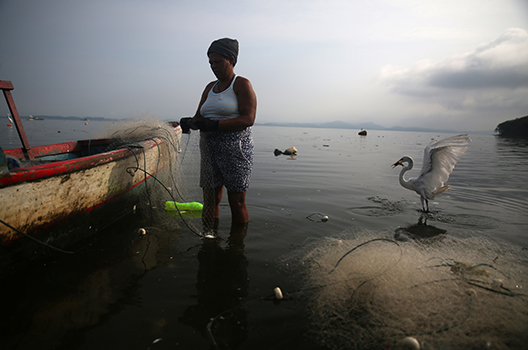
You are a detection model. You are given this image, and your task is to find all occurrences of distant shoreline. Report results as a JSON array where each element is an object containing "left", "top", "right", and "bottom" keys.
[
  {"left": 254, "top": 121, "right": 491, "bottom": 135},
  {"left": 5, "top": 115, "right": 493, "bottom": 134}
]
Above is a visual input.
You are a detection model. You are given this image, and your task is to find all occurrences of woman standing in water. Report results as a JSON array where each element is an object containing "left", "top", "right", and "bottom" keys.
[{"left": 180, "top": 38, "right": 257, "bottom": 230}]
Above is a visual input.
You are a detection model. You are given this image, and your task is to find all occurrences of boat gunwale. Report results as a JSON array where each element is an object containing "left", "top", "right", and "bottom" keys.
[{"left": 0, "top": 137, "right": 166, "bottom": 187}]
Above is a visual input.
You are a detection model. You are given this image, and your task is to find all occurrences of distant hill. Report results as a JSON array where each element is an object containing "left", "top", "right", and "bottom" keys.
[
  {"left": 16, "top": 116, "right": 491, "bottom": 134},
  {"left": 257, "top": 120, "right": 383, "bottom": 130},
  {"left": 495, "top": 115, "right": 528, "bottom": 138},
  {"left": 256, "top": 120, "right": 470, "bottom": 134}
]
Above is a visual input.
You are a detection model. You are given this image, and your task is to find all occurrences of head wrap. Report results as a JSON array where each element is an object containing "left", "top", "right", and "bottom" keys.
[{"left": 207, "top": 38, "right": 239, "bottom": 66}]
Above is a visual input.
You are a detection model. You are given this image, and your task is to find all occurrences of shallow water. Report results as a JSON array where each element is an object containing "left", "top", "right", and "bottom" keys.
[{"left": 1, "top": 120, "right": 527, "bottom": 349}]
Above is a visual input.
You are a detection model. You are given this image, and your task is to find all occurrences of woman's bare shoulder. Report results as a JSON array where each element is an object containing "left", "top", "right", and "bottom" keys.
[{"left": 234, "top": 76, "right": 254, "bottom": 90}]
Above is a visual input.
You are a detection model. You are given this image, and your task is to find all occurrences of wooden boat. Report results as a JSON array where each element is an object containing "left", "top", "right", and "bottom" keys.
[{"left": 0, "top": 80, "right": 182, "bottom": 272}]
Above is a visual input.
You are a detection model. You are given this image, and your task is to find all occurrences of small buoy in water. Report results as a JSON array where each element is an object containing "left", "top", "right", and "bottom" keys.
[
  {"left": 491, "top": 279, "right": 503, "bottom": 290},
  {"left": 138, "top": 228, "right": 146, "bottom": 235},
  {"left": 85, "top": 122, "right": 88, "bottom": 125},
  {"left": 274, "top": 287, "right": 283, "bottom": 300},
  {"left": 306, "top": 213, "right": 329, "bottom": 223},
  {"left": 399, "top": 336, "right": 420, "bottom": 350}
]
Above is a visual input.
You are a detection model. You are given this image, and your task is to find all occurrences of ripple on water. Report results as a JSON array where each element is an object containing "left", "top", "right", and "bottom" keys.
[
  {"left": 429, "top": 212, "right": 501, "bottom": 230},
  {"left": 349, "top": 196, "right": 407, "bottom": 217}
]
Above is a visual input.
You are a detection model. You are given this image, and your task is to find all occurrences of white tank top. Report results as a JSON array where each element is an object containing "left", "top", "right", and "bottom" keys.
[{"left": 200, "top": 76, "right": 240, "bottom": 120}]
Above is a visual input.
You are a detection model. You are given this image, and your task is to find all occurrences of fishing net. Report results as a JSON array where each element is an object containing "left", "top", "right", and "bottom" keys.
[
  {"left": 97, "top": 117, "right": 204, "bottom": 236},
  {"left": 279, "top": 230, "right": 528, "bottom": 350}
]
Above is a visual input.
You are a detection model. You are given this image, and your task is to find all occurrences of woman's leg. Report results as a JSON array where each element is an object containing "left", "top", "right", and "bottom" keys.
[
  {"left": 202, "top": 186, "right": 224, "bottom": 233},
  {"left": 203, "top": 185, "right": 224, "bottom": 219},
  {"left": 227, "top": 190, "right": 248, "bottom": 223}
]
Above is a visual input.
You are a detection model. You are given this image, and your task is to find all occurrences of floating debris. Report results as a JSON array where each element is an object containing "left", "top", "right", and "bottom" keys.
[
  {"left": 274, "top": 287, "right": 283, "bottom": 300},
  {"left": 399, "top": 337, "right": 420, "bottom": 349},
  {"left": 274, "top": 146, "right": 297, "bottom": 156},
  {"left": 306, "top": 213, "right": 329, "bottom": 223}
]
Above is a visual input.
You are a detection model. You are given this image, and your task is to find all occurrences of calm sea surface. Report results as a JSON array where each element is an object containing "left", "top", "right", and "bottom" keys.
[{"left": 1, "top": 119, "right": 527, "bottom": 349}]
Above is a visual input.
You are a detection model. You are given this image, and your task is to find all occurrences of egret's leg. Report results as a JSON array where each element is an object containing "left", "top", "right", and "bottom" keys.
[{"left": 420, "top": 196, "right": 429, "bottom": 212}]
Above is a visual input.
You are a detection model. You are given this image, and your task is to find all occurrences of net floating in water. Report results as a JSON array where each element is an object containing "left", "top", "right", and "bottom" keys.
[{"left": 165, "top": 201, "right": 203, "bottom": 211}]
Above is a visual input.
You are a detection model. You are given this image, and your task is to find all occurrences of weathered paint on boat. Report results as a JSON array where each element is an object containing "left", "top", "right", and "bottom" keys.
[{"left": 0, "top": 136, "right": 177, "bottom": 244}]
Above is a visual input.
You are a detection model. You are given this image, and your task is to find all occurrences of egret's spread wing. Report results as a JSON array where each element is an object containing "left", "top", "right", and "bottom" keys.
[{"left": 418, "top": 134, "right": 470, "bottom": 194}]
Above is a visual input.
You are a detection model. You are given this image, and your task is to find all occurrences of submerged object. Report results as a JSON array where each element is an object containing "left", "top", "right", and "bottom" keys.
[
  {"left": 165, "top": 201, "right": 203, "bottom": 212},
  {"left": 491, "top": 279, "right": 504, "bottom": 290},
  {"left": 165, "top": 210, "right": 202, "bottom": 219}
]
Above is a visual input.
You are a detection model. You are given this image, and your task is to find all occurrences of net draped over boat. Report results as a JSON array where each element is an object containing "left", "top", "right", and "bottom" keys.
[{"left": 99, "top": 117, "right": 204, "bottom": 236}]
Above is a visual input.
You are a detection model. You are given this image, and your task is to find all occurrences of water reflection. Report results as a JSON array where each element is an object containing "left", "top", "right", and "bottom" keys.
[
  {"left": 495, "top": 136, "right": 528, "bottom": 161},
  {"left": 495, "top": 136, "right": 528, "bottom": 149},
  {"left": 180, "top": 223, "right": 249, "bottom": 349},
  {"left": 0, "top": 218, "right": 173, "bottom": 350},
  {"left": 394, "top": 215, "right": 447, "bottom": 242}
]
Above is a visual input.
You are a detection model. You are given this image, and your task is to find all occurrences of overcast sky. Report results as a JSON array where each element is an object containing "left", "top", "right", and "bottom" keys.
[{"left": 1, "top": 0, "right": 527, "bottom": 132}]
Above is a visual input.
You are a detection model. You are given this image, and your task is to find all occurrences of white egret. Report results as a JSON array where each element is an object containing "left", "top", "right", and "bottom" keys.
[{"left": 392, "top": 134, "right": 471, "bottom": 212}]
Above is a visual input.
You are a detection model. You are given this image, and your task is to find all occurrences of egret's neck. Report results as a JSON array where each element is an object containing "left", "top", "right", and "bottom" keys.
[{"left": 399, "top": 161, "right": 415, "bottom": 191}]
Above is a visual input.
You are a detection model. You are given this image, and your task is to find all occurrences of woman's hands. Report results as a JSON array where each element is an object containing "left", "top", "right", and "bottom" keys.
[{"left": 179, "top": 117, "right": 219, "bottom": 133}]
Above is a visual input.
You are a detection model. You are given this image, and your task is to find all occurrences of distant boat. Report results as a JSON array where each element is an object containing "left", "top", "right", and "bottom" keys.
[
  {"left": 26, "top": 115, "right": 45, "bottom": 120},
  {"left": 6, "top": 112, "right": 13, "bottom": 127},
  {"left": 358, "top": 129, "right": 367, "bottom": 136}
]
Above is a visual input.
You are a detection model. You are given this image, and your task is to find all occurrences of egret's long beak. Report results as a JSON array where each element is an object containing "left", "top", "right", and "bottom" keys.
[{"left": 391, "top": 160, "right": 403, "bottom": 169}]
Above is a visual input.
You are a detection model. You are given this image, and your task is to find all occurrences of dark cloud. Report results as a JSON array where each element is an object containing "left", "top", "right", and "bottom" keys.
[
  {"left": 428, "top": 28, "right": 528, "bottom": 89},
  {"left": 382, "top": 28, "right": 528, "bottom": 93},
  {"left": 428, "top": 67, "right": 528, "bottom": 89}
]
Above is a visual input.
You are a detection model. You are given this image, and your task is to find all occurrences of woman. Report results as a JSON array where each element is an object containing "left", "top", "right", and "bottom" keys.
[{"left": 180, "top": 38, "right": 257, "bottom": 228}]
